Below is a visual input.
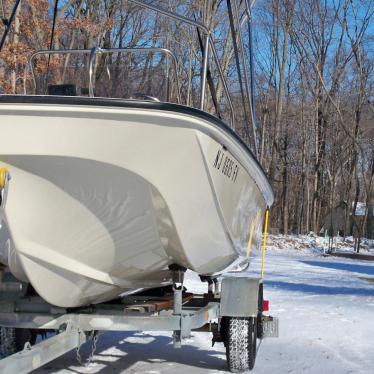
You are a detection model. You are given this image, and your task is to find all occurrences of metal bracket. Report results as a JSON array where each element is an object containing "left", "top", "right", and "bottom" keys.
[{"left": 199, "top": 276, "right": 220, "bottom": 297}]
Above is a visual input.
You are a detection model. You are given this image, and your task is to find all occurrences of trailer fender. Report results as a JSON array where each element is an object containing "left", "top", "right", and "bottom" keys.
[{"left": 220, "top": 277, "right": 261, "bottom": 317}]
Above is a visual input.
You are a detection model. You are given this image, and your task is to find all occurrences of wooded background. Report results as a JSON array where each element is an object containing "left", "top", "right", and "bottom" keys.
[{"left": 0, "top": 0, "right": 373, "bottom": 238}]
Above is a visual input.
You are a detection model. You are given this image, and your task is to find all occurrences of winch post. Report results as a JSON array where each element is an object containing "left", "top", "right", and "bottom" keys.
[
  {"left": 172, "top": 286, "right": 182, "bottom": 348},
  {"left": 170, "top": 266, "right": 186, "bottom": 348}
]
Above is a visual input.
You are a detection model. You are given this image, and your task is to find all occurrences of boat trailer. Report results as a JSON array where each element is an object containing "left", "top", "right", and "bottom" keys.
[{"left": 0, "top": 268, "right": 278, "bottom": 373}]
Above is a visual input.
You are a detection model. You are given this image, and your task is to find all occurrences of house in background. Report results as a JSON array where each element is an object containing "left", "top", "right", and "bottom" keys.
[{"left": 320, "top": 201, "right": 374, "bottom": 239}]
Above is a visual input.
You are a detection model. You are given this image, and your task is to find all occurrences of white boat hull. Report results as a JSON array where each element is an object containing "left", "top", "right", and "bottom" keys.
[{"left": 0, "top": 96, "right": 273, "bottom": 307}]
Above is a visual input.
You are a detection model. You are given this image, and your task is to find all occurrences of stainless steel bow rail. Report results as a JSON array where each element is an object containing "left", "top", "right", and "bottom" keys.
[
  {"left": 28, "top": 47, "right": 182, "bottom": 104},
  {"left": 0, "top": 270, "right": 278, "bottom": 374}
]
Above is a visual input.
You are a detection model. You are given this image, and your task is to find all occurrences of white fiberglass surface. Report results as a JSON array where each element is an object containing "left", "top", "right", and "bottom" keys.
[{"left": 0, "top": 102, "right": 269, "bottom": 306}]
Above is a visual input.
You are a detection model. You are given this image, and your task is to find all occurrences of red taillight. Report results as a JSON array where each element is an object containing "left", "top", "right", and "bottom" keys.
[{"left": 263, "top": 300, "right": 269, "bottom": 312}]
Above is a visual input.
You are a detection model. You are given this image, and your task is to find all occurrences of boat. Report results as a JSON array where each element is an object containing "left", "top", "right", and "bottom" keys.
[{"left": 0, "top": 0, "right": 274, "bottom": 308}]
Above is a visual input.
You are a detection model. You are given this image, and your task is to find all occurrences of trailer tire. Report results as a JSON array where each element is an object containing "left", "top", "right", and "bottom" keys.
[
  {"left": 225, "top": 317, "right": 257, "bottom": 373},
  {"left": 0, "top": 327, "right": 36, "bottom": 359},
  {"left": 0, "top": 327, "right": 16, "bottom": 359}
]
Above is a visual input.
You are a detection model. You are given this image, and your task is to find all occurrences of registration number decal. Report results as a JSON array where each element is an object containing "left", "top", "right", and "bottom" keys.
[{"left": 213, "top": 148, "right": 239, "bottom": 182}]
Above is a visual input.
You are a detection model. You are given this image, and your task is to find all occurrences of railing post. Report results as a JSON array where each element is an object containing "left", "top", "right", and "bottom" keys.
[
  {"left": 209, "top": 39, "right": 235, "bottom": 129},
  {"left": 0, "top": 0, "right": 21, "bottom": 52},
  {"left": 200, "top": 33, "right": 210, "bottom": 111},
  {"left": 245, "top": 0, "right": 259, "bottom": 158},
  {"left": 88, "top": 47, "right": 98, "bottom": 98}
]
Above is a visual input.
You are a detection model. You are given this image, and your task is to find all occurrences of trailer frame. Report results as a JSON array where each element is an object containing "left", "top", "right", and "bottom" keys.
[{"left": 0, "top": 269, "right": 278, "bottom": 373}]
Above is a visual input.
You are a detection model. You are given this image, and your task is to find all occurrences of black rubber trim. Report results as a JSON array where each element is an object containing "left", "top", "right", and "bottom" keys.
[{"left": 0, "top": 95, "right": 273, "bottom": 197}]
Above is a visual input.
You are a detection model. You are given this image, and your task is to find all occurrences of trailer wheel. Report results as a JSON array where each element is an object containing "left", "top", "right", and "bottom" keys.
[
  {"left": 0, "top": 327, "right": 16, "bottom": 359},
  {"left": 0, "top": 327, "right": 36, "bottom": 359},
  {"left": 225, "top": 317, "right": 257, "bottom": 373}
]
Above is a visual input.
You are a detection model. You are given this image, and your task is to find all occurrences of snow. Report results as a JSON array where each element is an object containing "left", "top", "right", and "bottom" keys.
[
  {"left": 34, "top": 237, "right": 374, "bottom": 374},
  {"left": 267, "top": 233, "right": 374, "bottom": 255}
]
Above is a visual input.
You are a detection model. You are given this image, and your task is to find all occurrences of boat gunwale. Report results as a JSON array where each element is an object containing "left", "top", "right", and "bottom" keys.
[{"left": 0, "top": 94, "right": 274, "bottom": 206}]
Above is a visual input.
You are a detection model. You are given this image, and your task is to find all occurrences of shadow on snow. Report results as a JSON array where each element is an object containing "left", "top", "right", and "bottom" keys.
[
  {"left": 265, "top": 280, "right": 374, "bottom": 296},
  {"left": 38, "top": 331, "right": 227, "bottom": 373},
  {"left": 301, "top": 260, "right": 374, "bottom": 276}
]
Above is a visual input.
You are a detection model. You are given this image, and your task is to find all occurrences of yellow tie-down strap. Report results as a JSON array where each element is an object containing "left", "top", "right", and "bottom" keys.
[
  {"left": 245, "top": 208, "right": 270, "bottom": 279},
  {"left": 261, "top": 208, "right": 270, "bottom": 279},
  {"left": 246, "top": 211, "right": 261, "bottom": 258},
  {"left": 0, "top": 168, "right": 9, "bottom": 190}
]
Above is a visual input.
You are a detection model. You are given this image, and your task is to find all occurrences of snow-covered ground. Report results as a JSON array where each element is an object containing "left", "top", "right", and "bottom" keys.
[
  {"left": 267, "top": 233, "right": 374, "bottom": 254},
  {"left": 35, "top": 238, "right": 374, "bottom": 374}
]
